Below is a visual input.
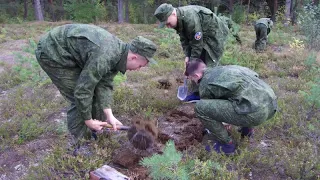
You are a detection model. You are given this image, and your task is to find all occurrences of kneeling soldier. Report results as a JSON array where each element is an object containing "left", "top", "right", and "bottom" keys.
[{"left": 185, "top": 60, "right": 278, "bottom": 154}]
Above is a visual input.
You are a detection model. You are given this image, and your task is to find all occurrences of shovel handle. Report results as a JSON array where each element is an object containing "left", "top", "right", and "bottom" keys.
[
  {"left": 105, "top": 124, "right": 130, "bottom": 131},
  {"left": 183, "top": 77, "right": 188, "bottom": 86}
]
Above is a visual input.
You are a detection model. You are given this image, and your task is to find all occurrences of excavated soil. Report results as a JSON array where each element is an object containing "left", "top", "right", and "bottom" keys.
[{"left": 112, "top": 103, "right": 204, "bottom": 179}]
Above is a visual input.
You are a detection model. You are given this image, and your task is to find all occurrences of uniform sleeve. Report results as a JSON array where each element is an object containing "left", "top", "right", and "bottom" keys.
[
  {"left": 186, "top": 13, "right": 204, "bottom": 59},
  {"left": 95, "top": 73, "right": 115, "bottom": 109},
  {"left": 178, "top": 33, "right": 191, "bottom": 57},
  {"left": 74, "top": 51, "right": 112, "bottom": 122},
  {"left": 201, "top": 84, "right": 231, "bottom": 99},
  {"left": 201, "top": 78, "right": 242, "bottom": 99}
]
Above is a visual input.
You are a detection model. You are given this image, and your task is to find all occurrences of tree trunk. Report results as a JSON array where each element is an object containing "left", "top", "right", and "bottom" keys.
[
  {"left": 24, "top": 0, "right": 28, "bottom": 20},
  {"left": 246, "top": 0, "right": 251, "bottom": 23},
  {"left": 60, "top": 0, "right": 64, "bottom": 20},
  {"left": 125, "top": 0, "right": 129, "bottom": 22},
  {"left": 143, "top": 2, "right": 147, "bottom": 24},
  {"left": 48, "top": 0, "right": 56, "bottom": 21},
  {"left": 274, "top": 0, "right": 278, "bottom": 22},
  {"left": 40, "top": 0, "right": 45, "bottom": 19},
  {"left": 34, "top": 0, "right": 44, "bottom": 21},
  {"left": 285, "top": 0, "right": 291, "bottom": 26},
  {"left": 267, "top": 0, "right": 278, "bottom": 22},
  {"left": 290, "top": 0, "right": 295, "bottom": 25},
  {"left": 117, "top": 0, "right": 124, "bottom": 23},
  {"left": 230, "top": 0, "right": 234, "bottom": 13}
]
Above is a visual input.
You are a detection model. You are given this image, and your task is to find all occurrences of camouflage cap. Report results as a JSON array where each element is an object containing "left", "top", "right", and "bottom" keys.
[
  {"left": 154, "top": 3, "right": 174, "bottom": 28},
  {"left": 130, "top": 36, "right": 157, "bottom": 64}
]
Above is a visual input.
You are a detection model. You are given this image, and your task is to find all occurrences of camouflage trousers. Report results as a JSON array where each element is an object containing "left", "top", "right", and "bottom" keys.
[
  {"left": 188, "top": 50, "right": 220, "bottom": 94},
  {"left": 35, "top": 42, "right": 105, "bottom": 141},
  {"left": 254, "top": 23, "right": 269, "bottom": 52},
  {"left": 195, "top": 99, "right": 277, "bottom": 144}
]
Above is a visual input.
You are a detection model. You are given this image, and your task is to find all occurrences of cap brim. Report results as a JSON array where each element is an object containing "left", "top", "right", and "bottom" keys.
[
  {"left": 158, "top": 21, "right": 166, "bottom": 28},
  {"left": 146, "top": 57, "right": 158, "bottom": 65}
]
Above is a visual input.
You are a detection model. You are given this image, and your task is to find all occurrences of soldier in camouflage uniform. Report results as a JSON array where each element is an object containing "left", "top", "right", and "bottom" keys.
[
  {"left": 185, "top": 59, "right": 277, "bottom": 154},
  {"left": 35, "top": 24, "right": 157, "bottom": 141},
  {"left": 254, "top": 18, "right": 273, "bottom": 52},
  {"left": 154, "top": 3, "right": 229, "bottom": 102},
  {"left": 219, "top": 16, "right": 242, "bottom": 44}
]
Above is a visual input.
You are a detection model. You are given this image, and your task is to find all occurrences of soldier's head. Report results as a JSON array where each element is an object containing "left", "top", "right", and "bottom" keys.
[
  {"left": 127, "top": 36, "right": 157, "bottom": 70},
  {"left": 154, "top": 3, "right": 177, "bottom": 28},
  {"left": 185, "top": 59, "right": 206, "bottom": 83}
]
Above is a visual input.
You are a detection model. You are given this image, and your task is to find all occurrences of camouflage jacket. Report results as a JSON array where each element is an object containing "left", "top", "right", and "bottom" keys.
[
  {"left": 174, "top": 5, "right": 229, "bottom": 62},
  {"left": 40, "top": 24, "right": 129, "bottom": 121},
  {"left": 255, "top": 18, "right": 273, "bottom": 29},
  {"left": 199, "top": 65, "right": 277, "bottom": 114},
  {"left": 219, "top": 16, "right": 240, "bottom": 36}
]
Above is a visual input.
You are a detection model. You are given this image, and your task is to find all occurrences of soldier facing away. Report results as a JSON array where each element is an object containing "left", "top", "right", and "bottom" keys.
[
  {"left": 35, "top": 24, "right": 157, "bottom": 141},
  {"left": 254, "top": 18, "right": 273, "bottom": 52},
  {"left": 154, "top": 3, "right": 229, "bottom": 102},
  {"left": 185, "top": 59, "right": 278, "bottom": 154}
]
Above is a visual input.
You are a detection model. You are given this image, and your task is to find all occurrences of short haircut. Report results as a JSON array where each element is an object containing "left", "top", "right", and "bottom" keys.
[
  {"left": 130, "top": 50, "right": 147, "bottom": 61},
  {"left": 184, "top": 59, "right": 205, "bottom": 76},
  {"left": 136, "top": 53, "right": 147, "bottom": 61}
]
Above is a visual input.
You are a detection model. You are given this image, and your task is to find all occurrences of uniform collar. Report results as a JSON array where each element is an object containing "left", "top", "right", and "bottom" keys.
[
  {"left": 115, "top": 44, "right": 129, "bottom": 74},
  {"left": 199, "top": 68, "right": 210, "bottom": 83},
  {"left": 175, "top": 8, "right": 184, "bottom": 32}
]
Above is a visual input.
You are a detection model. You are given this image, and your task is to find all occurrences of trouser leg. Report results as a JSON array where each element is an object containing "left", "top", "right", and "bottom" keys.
[
  {"left": 255, "top": 24, "right": 268, "bottom": 52},
  {"left": 36, "top": 48, "right": 93, "bottom": 140},
  {"left": 195, "top": 99, "right": 268, "bottom": 144}
]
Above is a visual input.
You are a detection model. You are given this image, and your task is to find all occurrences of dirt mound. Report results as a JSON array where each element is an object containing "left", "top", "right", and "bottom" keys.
[
  {"left": 158, "top": 103, "right": 204, "bottom": 150},
  {"left": 112, "top": 103, "right": 203, "bottom": 170}
]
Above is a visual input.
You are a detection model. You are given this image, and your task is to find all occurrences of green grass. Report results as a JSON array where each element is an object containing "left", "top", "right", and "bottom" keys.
[
  {"left": 0, "top": 22, "right": 319, "bottom": 179},
  {"left": 0, "top": 84, "right": 67, "bottom": 147}
]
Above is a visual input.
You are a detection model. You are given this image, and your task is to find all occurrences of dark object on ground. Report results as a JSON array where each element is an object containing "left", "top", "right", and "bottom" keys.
[
  {"left": 157, "top": 78, "right": 172, "bottom": 89},
  {"left": 127, "top": 119, "right": 158, "bottom": 150},
  {"left": 238, "top": 127, "right": 254, "bottom": 138}
]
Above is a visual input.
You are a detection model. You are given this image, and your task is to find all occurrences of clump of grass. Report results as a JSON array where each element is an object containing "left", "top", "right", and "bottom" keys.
[
  {"left": 0, "top": 85, "right": 66, "bottom": 146},
  {"left": 113, "top": 80, "right": 180, "bottom": 116},
  {"left": 25, "top": 134, "right": 120, "bottom": 179}
]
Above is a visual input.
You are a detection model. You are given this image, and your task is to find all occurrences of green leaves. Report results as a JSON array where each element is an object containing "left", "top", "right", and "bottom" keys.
[{"left": 64, "top": 0, "right": 107, "bottom": 23}]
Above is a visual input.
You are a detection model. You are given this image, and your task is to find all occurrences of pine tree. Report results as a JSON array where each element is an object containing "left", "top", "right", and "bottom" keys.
[{"left": 140, "top": 140, "right": 189, "bottom": 180}]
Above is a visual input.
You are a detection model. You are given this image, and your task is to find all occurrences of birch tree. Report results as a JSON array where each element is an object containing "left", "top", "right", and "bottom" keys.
[
  {"left": 118, "top": 0, "right": 124, "bottom": 23},
  {"left": 34, "top": 0, "right": 44, "bottom": 21},
  {"left": 285, "top": 0, "right": 291, "bottom": 26}
]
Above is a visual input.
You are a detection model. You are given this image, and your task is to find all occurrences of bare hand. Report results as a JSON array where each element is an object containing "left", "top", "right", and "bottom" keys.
[
  {"left": 107, "top": 115, "right": 123, "bottom": 131},
  {"left": 184, "top": 57, "right": 189, "bottom": 68},
  {"left": 85, "top": 119, "right": 109, "bottom": 131}
]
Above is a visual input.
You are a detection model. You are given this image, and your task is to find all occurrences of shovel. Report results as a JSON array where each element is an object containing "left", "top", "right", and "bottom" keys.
[
  {"left": 177, "top": 77, "right": 188, "bottom": 100},
  {"left": 98, "top": 122, "right": 156, "bottom": 150}
]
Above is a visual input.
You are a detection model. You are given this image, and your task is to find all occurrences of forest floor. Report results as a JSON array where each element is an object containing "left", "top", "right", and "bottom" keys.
[{"left": 0, "top": 22, "right": 319, "bottom": 179}]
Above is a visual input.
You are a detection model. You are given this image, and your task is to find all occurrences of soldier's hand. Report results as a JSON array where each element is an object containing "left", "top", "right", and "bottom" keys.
[
  {"left": 184, "top": 57, "right": 189, "bottom": 68},
  {"left": 184, "top": 57, "right": 189, "bottom": 75},
  {"left": 85, "top": 119, "right": 109, "bottom": 131},
  {"left": 107, "top": 115, "right": 123, "bottom": 131}
]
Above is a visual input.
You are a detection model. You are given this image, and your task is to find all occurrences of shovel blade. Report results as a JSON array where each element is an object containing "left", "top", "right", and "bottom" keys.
[{"left": 177, "top": 86, "right": 188, "bottom": 100}]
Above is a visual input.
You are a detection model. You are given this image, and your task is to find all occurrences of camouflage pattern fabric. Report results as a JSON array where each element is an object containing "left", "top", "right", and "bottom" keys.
[
  {"left": 254, "top": 18, "right": 273, "bottom": 52},
  {"left": 174, "top": 5, "right": 229, "bottom": 65},
  {"left": 35, "top": 24, "right": 130, "bottom": 139},
  {"left": 219, "top": 16, "right": 242, "bottom": 44},
  {"left": 195, "top": 65, "right": 277, "bottom": 143},
  {"left": 154, "top": 4, "right": 229, "bottom": 94}
]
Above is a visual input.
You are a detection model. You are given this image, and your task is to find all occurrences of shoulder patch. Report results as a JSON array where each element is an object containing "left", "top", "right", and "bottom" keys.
[{"left": 194, "top": 32, "right": 202, "bottom": 40}]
